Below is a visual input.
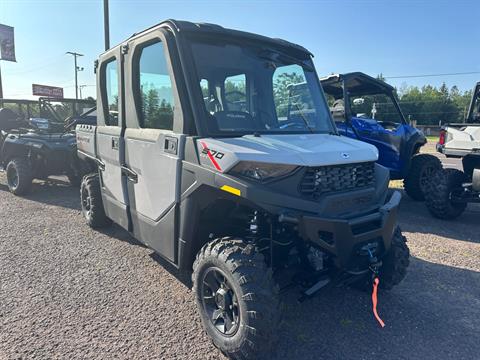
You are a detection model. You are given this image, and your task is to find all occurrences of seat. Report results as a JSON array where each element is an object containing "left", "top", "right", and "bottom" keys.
[
  {"left": 0, "top": 108, "right": 20, "bottom": 131},
  {"left": 330, "top": 99, "right": 346, "bottom": 121}
]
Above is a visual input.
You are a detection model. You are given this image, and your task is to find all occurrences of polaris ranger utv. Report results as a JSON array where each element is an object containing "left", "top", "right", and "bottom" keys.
[
  {"left": 0, "top": 98, "right": 94, "bottom": 195},
  {"left": 77, "top": 20, "right": 409, "bottom": 359},
  {"left": 320, "top": 73, "right": 441, "bottom": 200},
  {"left": 425, "top": 82, "right": 480, "bottom": 219}
]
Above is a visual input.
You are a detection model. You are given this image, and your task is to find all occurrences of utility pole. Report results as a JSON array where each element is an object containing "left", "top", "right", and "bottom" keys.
[
  {"left": 104, "top": 0, "right": 110, "bottom": 50},
  {"left": 66, "top": 51, "right": 84, "bottom": 100},
  {"left": 0, "top": 62, "right": 3, "bottom": 99}
]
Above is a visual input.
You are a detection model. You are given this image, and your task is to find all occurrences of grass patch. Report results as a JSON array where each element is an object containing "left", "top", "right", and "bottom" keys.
[
  {"left": 426, "top": 135, "right": 438, "bottom": 142},
  {"left": 389, "top": 180, "right": 404, "bottom": 189}
]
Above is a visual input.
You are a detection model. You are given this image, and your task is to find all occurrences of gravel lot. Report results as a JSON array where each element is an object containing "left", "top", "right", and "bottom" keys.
[{"left": 1, "top": 172, "right": 479, "bottom": 360}]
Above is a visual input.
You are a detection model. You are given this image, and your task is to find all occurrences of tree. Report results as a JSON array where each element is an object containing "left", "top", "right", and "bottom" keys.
[
  {"left": 273, "top": 72, "right": 305, "bottom": 117},
  {"left": 397, "top": 83, "right": 472, "bottom": 125}
]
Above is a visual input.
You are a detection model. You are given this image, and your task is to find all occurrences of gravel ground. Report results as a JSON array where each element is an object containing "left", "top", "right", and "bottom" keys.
[{"left": 1, "top": 173, "right": 479, "bottom": 360}]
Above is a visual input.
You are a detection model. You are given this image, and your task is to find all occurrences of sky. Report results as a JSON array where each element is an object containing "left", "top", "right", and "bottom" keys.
[{"left": 0, "top": 0, "right": 479, "bottom": 100}]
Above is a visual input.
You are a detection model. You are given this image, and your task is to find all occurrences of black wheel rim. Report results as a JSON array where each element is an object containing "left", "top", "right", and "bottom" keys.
[
  {"left": 201, "top": 267, "right": 240, "bottom": 336},
  {"left": 7, "top": 167, "right": 19, "bottom": 189},
  {"left": 81, "top": 186, "right": 91, "bottom": 216}
]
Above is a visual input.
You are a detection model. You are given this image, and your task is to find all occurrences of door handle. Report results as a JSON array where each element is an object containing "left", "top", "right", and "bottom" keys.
[
  {"left": 112, "top": 137, "right": 119, "bottom": 150},
  {"left": 164, "top": 136, "right": 178, "bottom": 155},
  {"left": 121, "top": 165, "right": 138, "bottom": 183}
]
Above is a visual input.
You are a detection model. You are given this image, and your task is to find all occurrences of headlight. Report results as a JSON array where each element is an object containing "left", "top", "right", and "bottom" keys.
[{"left": 229, "top": 161, "right": 298, "bottom": 182}]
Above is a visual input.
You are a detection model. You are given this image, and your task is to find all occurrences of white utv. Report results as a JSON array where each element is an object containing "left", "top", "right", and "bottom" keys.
[
  {"left": 76, "top": 20, "right": 409, "bottom": 359},
  {"left": 425, "top": 82, "right": 480, "bottom": 219}
]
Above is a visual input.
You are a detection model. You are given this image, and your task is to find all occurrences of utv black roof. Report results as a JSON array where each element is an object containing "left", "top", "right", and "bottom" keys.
[
  {"left": 320, "top": 72, "right": 395, "bottom": 99},
  {"left": 125, "top": 19, "right": 312, "bottom": 57},
  {"left": 466, "top": 81, "right": 480, "bottom": 122}
]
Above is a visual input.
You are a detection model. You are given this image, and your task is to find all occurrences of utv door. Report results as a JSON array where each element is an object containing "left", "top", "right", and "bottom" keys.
[
  {"left": 96, "top": 50, "right": 130, "bottom": 230},
  {"left": 348, "top": 116, "right": 405, "bottom": 173},
  {"left": 122, "top": 31, "right": 185, "bottom": 263}
]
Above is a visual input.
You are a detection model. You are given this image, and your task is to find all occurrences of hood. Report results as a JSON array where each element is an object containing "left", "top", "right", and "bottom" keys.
[{"left": 197, "top": 133, "right": 378, "bottom": 173}]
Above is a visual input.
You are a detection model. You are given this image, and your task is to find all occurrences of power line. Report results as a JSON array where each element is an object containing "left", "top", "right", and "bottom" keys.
[
  {"left": 6, "top": 56, "right": 65, "bottom": 75},
  {"left": 385, "top": 71, "right": 480, "bottom": 79}
]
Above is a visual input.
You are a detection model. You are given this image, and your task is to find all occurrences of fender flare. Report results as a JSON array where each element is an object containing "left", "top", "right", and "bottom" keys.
[{"left": 400, "top": 132, "right": 427, "bottom": 178}]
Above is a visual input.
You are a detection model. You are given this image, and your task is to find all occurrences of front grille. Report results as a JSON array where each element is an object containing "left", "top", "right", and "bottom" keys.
[{"left": 299, "top": 162, "right": 375, "bottom": 198}]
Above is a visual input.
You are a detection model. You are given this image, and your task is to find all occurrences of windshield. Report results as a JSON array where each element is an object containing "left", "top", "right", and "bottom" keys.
[
  {"left": 468, "top": 86, "right": 480, "bottom": 122},
  {"left": 188, "top": 37, "right": 335, "bottom": 136}
]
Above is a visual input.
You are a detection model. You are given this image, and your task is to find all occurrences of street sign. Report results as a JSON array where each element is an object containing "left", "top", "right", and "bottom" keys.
[
  {"left": 0, "top": 24, "right": 16, "bottom": 62},
  {"left": 32, "top": 84, "right": 64, "bottom": 98}
]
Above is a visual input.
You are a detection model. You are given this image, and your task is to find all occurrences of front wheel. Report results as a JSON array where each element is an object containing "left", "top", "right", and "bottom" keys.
[
  {"left": 6, "top": 157, "right": 32, "bottom": 195},
  {"left": 352, "top": 226, "right": 410, "bottom": 291},
  {"left": 80, "top": 173, "right": 112, "bottom": 228},
  {"left": 193, "top": 237, "right": 280, "bottom": 360},
  {"left": 404, "top": 153, "right": 442, "bottom": 201},
  {"left": 424, "top": 168, "right": 467, "bottom": 219}
]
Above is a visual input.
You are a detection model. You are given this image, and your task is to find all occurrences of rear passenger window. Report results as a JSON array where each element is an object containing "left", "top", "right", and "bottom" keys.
[
  {"left": 224, "top": 74, "right": 247, "bottom": 112},
  {"left": 137, "top": 41, "right": 175, "bottom": 130},
  {"left": 104, "top": 59, "right": 119, "bottom": 126}
]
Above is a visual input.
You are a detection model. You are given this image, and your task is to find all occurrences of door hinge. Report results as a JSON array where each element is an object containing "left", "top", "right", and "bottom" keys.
[
  {"left": 121, "top": 165, "right": 138, "bottom": 184},
  {"left": 94, "top": 60, "right": 99, "bottom": 74},
  {"left": 121, "top": 44, "right": 129, "bottom": 55}
]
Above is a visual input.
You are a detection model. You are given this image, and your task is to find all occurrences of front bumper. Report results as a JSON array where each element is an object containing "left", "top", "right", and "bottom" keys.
[{"left": 298, "top": 191, "right": 401, "bottom": 270}]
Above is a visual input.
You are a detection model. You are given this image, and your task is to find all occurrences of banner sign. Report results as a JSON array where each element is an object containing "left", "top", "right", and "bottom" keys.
[
  {"left": 32, "top": 84, "right": 64, "bottom": 98},
  {"left": 0, "top": 24, "right": 16, "bottom": 62}
]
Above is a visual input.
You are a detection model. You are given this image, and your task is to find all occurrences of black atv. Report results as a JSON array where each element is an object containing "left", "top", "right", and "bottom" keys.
[{"left": 0, "top": 107, "right": 90, "bottom": 195}]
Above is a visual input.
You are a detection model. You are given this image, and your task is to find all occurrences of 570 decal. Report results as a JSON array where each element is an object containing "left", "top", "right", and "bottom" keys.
[
  {"left": 200, "top": 141, "right": 224, "bottom": 171},
  {"left": 201, "top": 147, "right": 225, "bottom": 159}
]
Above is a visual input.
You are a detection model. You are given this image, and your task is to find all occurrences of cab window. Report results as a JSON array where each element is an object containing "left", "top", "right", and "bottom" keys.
[
  {"left": 224, "top": 74, "right": 247, "bottom": 112},
  {"left": 103, "top": 59, "right": 119, "bottom": 126},
  {"left": 137, "top": 41, "right": 175, "bottom": 130}
]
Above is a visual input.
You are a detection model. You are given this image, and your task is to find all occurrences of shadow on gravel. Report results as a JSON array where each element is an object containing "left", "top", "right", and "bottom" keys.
[
  {"left": 97, "top": 223, "right": 146, "bottom": 248},
  {"left": 96, "top": 224, "right": 193, "bottom": 288},
  {"left": 150, "top": 252, "right": 193, "bottom": 288},
  {"left": 0, "top": 177, "right": 81, "bottom": 211},
  {"left": 397, "top": 191, "right": 479, "bottom": 244},
  {"left": 274, "top": 257, "right": 480, "bottom": 360}
]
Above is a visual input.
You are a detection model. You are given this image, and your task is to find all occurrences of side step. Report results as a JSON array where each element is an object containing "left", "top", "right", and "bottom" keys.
[{"left": 298, "top": 277, "right": 331, "bottom": 302}]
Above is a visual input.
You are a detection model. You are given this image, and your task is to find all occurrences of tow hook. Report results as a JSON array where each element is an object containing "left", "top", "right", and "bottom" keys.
[{"left": 367, "top": 249, "right": 385, "bottom": 328}]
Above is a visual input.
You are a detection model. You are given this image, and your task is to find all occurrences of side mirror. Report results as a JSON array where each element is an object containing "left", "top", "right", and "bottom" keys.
[{"left": 353, "top": 98, "right": 365, "bottom": 106}]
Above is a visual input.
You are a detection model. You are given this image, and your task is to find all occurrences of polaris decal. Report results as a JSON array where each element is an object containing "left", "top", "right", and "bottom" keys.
[{"left": 200, "top": 141, "right": 223, "bottom": 171}]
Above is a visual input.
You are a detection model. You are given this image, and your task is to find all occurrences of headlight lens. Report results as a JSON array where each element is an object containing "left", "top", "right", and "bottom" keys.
[{"left": 229, "top": 161, "right": 298, "bottom": 182}]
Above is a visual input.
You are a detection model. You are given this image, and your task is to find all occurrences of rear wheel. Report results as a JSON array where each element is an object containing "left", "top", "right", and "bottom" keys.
[
  {"left": 6, "top": 157, "right": 32, "bottom": 195},
  {"left": 193, "top": 237, "right": 280, "bottom": 360},
  {"left": 404, "top": 153, "right": 442, "bottom": 201},
  {"left": 425, "top": 168, "right": 467, "bottom": 219},
  {"left": 80, "top": 173, "right": 112, "bottom": 228}
]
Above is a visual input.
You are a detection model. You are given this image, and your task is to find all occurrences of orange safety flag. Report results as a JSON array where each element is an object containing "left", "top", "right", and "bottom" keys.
[{"left": 372, "top": 277, "right": 385, "bottom": 328}]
